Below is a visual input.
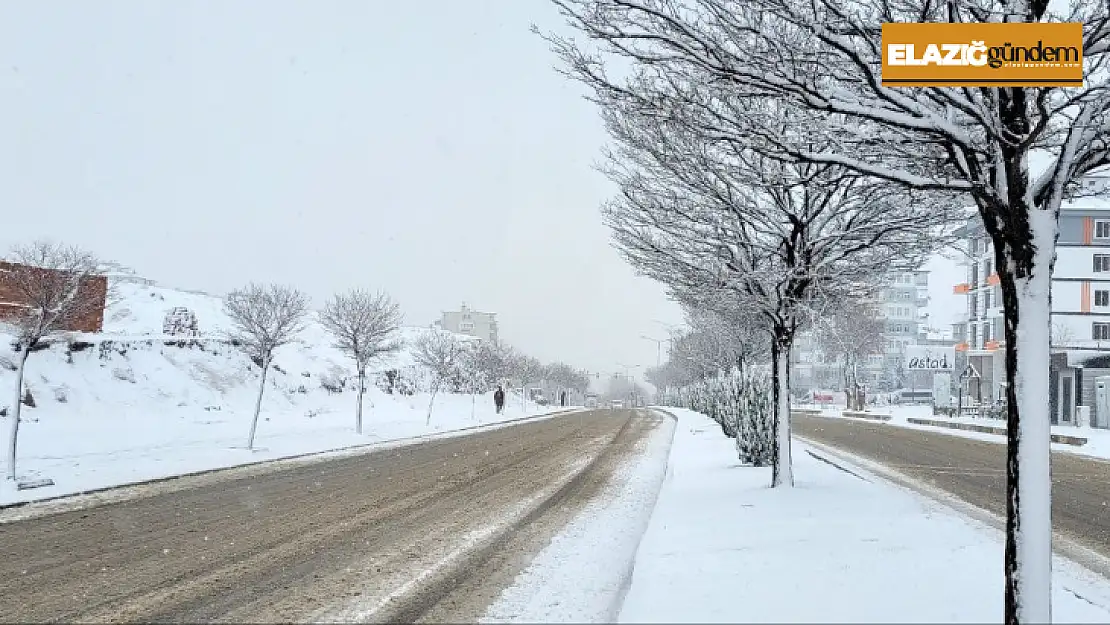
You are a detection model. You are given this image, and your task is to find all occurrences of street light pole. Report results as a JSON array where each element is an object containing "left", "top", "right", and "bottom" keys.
[{"left": 640, "top": 335, "right": 670, "bottom": 367}]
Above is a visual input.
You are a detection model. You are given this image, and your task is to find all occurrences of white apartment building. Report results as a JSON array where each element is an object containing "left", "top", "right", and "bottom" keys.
[
  {"left": 953, "top": 172, "right": 1110, "bottom": 426},
  {"left": 437, "top": 302, "right": 499, "bottom": 343},
  {"left": 791, "top": 270, "right": 930, "bottom": 394}
]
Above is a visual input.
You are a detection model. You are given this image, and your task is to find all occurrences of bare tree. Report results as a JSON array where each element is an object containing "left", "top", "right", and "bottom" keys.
[
  {"left": 224, "top": 283, "right": 309, "bottom": 450},
  {"left": 547, "top": 2, "right": 1110, "bottom": 616},
  {"left": 411, "top": 330, "right": 468, "bottom": 425},
  {"left": 586, "top": 90, "right": 951, "bottom": 486},
  {"left": 817, "top": 299, "right": 887, "bottom": 410},
  {"left": 1051, "top": 321, "right": 1077, "bottom": 349},
  {"left": 1, "top": 241, "right": 102, "bottom": 480},
  {"left": 510, "top": 352, "right": 545, "bottom": 409},
  {"left": 319, "top": 289, "right": 404, "bottom": 434}
]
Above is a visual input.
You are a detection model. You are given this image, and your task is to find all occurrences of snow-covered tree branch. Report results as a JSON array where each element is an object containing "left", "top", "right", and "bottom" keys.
[{"left": 588, "top": 84, "right": 953, "bottom": 487}]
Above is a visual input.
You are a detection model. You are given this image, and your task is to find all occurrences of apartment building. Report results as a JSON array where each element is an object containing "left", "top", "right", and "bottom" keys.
[
  {"left": 791, "top": 270, "right": 930, "bottom": 394},
  {"left": 438, "top": 302, "right": 499, "bottom": 343},
  {"left": 953, "top": 172, "right": 1110, "bottom": 426}
]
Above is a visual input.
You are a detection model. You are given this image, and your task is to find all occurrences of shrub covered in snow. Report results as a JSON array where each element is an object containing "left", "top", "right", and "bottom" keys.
[
  {"left": 377, "top": 368, "right": 416, "bottom": 396},
  {"left": 660, "top": 369, "right": 773, "bottom": 466}
]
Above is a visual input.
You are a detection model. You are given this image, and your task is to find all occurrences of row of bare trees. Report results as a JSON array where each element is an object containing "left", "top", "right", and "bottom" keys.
[
  {"left": 222, "top": 283, "right": 404, "bottom": 450},
  {"left": 545, "top": 0, "right": 1110, "bottom": 619},
  {"left": 409, "top": 331, "right": 592, "bottom": 423},
  {"left": 1, "top": 241, "right": 585, "bottom": 478}
]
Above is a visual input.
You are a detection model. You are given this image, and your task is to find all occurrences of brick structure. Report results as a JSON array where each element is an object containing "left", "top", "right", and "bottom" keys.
[{"left": 0, "top": 261, "right": 108, "bottom": 333}]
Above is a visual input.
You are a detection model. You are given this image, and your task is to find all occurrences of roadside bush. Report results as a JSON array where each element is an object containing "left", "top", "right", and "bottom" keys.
[
  {"left": 659, "top": 369, "right": 773, "bottom": 466},
  {"left": 320, "top": 370, "right": 347, "bottom": 394}
]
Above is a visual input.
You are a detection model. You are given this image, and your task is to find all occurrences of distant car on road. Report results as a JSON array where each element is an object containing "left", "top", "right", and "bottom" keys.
[
  {"left": 585, "top": 393, "right": 599, "bottom": 408},
  {"left": 610, "top": 399, "right": 624, "bottom": 409}
]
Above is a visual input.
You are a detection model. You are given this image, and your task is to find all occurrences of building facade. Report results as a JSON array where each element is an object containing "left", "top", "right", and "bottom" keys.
[
  {"left": 438, "top": 302, "right": 499, "bottom": 344},
  {"left": 953, "top": 173, "right": 1110, "bottom": 426},
  {"left": 881, "top": 270, "right": 931, "bottom": 388},
  {"left": 791, "top": 270, "right": 931, "bottom": 395},
  {"left": 0, "top": 261, "right": 108, "bottom": 333}
]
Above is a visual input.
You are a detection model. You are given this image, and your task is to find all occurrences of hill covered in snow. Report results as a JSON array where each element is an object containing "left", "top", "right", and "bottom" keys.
[{"left": 0, "top": 275, "right": 555, "bottom": 505}]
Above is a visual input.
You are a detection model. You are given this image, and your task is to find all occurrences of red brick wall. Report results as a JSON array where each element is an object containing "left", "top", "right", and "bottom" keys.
[{"left": 0, "top": 261, "right": 108, "bottom": 333}]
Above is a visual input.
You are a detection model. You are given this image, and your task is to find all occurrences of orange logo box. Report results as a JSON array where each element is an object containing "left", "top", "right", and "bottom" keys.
[{"left": 881, "top": 22, "right": 1083, "bottom": 87}]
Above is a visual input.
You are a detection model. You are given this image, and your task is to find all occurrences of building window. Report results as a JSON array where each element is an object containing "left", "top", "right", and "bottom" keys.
[
  {"left": 1095, "top": 322, "right": 1110, "bottom": 341},
  {"left": 1098, "top": 290, "right": 1110, "bottom": 308},
  {"left": 460, "top": 322, "right": 474, "bottom": 332},
  {"left": 970, "top": 324, "right": 978, "bottom": 348},
  {"left": 1097, "top": 220, "right": 1110, "bottom": 239},
  {"left": 984, "top": 289, "right": 992, "bottom": 310},
  {"left": 1095, "top": 255, "right": 1110, "bottom": 273},
  {"left": 971, "top": 262, "right": 979, "bottom": 285}
]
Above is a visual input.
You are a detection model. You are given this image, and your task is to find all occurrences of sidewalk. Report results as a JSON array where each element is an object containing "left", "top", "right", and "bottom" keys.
[{"left": 617, "top": 408, "right": 1110, "bottom": 623}]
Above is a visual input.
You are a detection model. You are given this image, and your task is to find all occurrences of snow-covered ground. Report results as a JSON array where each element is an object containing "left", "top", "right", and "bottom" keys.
[
  {"left": 487, "top": 408, "right": 1110, "bottom": 623},
  {"left": 799, "top": 403, "right": 1110, "bottom": 460},
  {"left": 0, "top": 275, "right": 564, "bottom": 506}
]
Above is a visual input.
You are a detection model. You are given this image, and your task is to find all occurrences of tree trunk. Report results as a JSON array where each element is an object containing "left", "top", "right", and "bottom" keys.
[
  {"left": 6, "top": 347, "right": 31, "bottom": 480},
  {"left": 246, "top": 357, "right": 270, "bottom": 450},
  {"left": 356, "top": 367, "right": 366, "bottom": 435},
  {"left": 995, "top": 210, "right": 1055, "bottom": 625},
  {"left": 770, "top": 329, "right": 794, "bottom": 488},
  {"left": 426, "top": 385, "right": 439, "bottom": 426}
]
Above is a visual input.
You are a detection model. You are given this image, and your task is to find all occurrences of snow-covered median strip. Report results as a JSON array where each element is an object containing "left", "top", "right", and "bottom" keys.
[
  {"left": 480, "top": 411, "right": 676, "bottom": 623},
  {"left": 615, "top": 408, "right": 1110, "bottom": 623}
]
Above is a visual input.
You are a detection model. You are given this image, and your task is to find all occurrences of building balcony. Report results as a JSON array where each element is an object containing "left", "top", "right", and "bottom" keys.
[
  {"left": 954, "top": 283, "right": 971, "bottom": 294},
  {"left": 987, "top": 273, "right": 1000, "bottom": 286},
  {"left": 955, "top": 342, "right": 970, "bottom": 351}
]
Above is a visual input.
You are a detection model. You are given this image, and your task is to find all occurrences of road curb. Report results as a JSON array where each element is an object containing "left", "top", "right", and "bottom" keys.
[
  {"left": 841, "top": 410, "right": 892, "bottom": 422},
  {"left": 906, "top": 417, "right": 1088, "bottom": 446},
  {"left": 0, "top": 407, "right": 587, "bottom": 514}
]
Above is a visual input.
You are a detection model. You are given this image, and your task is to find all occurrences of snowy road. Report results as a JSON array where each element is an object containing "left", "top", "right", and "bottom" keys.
[
  {"left": 795, "top": 414, "right": 1110, "bottom": 559},
  {"left": 0, "top": 409, "right": 662, "bottom": 623}
]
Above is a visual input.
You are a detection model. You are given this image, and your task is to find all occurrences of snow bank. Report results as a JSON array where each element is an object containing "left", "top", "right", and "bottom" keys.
[
  {"left": 0, "top": 276, "right": 556, "bottom": 506},
  {"left": 481, "top": 413, "right": 675, "bottom": 623},
  {"left": 617, "top": 408, "right": 1110, "bottom": 623}
]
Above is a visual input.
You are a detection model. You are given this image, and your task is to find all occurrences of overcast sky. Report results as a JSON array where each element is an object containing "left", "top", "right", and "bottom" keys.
[{"left": 0, "top": 0, "right": 690, "bottom": 380}]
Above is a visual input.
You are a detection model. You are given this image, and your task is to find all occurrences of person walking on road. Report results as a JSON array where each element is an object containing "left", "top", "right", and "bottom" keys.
[
  {"left": 560, "top": 390, "right": 566, "bottom": 407},
  {"left": 494, "top": 385, "right": 505, "bottom": 414}
]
